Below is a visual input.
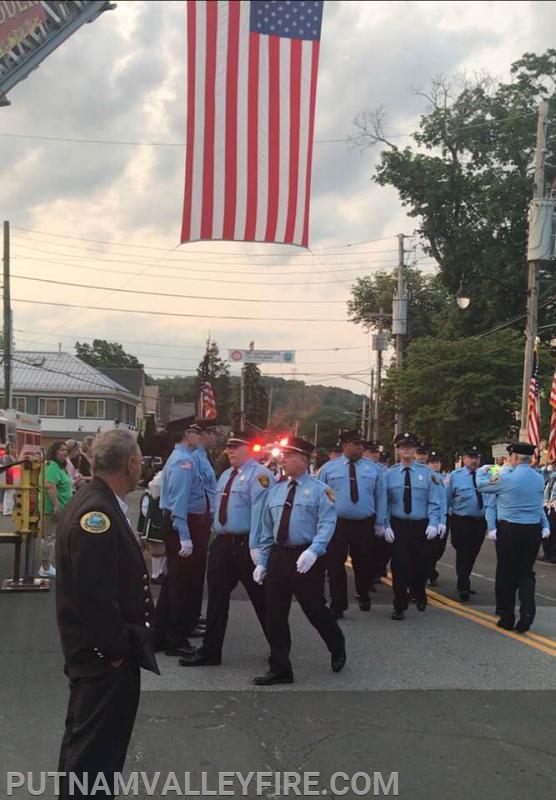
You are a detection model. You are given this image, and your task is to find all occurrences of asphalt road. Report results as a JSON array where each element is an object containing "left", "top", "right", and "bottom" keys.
[{"left": 0, "top": 489, "right": 555, "bottom": 799}]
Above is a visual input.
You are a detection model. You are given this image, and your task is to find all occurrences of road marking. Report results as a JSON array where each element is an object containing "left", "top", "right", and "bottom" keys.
[
  {"left": 380, "top": 575, "right": 556, "bottom": 659},
  {"left": 437, "top": 560, "right": 556, "bottom": 603}
]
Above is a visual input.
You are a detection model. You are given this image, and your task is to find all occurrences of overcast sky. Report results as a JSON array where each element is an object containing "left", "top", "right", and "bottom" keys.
[{"left": 3, "top": 0, "right": 555, "bottom": 395}]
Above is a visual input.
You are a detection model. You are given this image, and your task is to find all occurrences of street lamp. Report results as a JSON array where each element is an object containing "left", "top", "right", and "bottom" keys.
[{"left": 455, "top": 276, "right": 471, "bottom": 310}]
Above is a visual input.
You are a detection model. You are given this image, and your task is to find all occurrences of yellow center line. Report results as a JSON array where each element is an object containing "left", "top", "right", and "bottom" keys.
[{"left": 379, "top": 575, "right": 556, "bottom": 659}]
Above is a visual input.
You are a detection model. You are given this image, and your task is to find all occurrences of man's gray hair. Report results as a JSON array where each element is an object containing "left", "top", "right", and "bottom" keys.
[
  {"left": 516, "top": 454, "right": 532, "bottom": 464},
  {"left": 92, "top": 429, "right": 138, "bottom": 474}
]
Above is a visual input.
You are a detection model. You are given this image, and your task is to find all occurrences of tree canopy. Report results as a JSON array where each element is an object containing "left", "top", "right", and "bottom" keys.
[
  {"left": 75, "top": 339, "right": 143, "bottom": 369},
  {"left": 352, "top": 50, "right": 556, "bottom": 337}
]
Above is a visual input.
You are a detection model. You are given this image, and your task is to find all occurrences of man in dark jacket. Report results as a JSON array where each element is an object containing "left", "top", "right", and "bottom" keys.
[{"left": 56, "top": 429, "right": 158, "bottom": 799}]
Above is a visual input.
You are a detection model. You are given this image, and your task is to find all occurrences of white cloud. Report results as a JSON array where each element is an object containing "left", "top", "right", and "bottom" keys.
[{"left": 3, "top": 0, "right": 554, "bottom": 399}]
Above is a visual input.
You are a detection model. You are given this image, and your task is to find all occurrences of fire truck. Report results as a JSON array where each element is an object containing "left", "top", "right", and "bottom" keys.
[{"left": 0, "top": 409, "right": 42, "bottom": 459}]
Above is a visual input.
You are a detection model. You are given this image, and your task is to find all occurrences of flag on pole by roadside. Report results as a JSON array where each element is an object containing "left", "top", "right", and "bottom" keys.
[
  {"left": 198, "top": 354, "right": 218, "bottom": 420},
  {"left": 548, "top": 370, "right": 556, "bottom": 463},
  {"left": 526, "top": 345, "right": 541, "bottom": 448},
  {"left": 180, "top": 0, "right": 324, "bottom": 248}
]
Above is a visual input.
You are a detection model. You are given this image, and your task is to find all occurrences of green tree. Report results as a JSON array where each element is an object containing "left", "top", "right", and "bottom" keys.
[
  {"left": 352, "top": 51, "right": 556, "bottom": 337},
  {"left": 75, "top": 339, "right": 143, "bottom": 369},
  {"left": 348, "top": 268, "right": 454, "bottom": 338},
  {"left": 241, "top": 363, "right": 269, "bottom": 431},
  {"left": 382, "top": 331, "right": 525, "bottom": 463},
  {"left": 192, "top": 341, "right": 233, "bottom": 424}
]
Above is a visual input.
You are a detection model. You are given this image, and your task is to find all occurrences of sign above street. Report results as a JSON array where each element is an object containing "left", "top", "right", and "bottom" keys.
[{"left": 228, "top": 349, "right": 296, "bottom": 364}]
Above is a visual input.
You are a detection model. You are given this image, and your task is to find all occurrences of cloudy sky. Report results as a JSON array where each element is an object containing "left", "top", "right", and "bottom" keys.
[{"left": 3, "top": 0, "right": 555, "bottom": 394}]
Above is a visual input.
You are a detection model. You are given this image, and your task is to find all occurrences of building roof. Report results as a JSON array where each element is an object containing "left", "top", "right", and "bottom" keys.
[
  {"left": 0, "top": 351, "right": 137, "bottom": 396},
  {"left": 98, "top": 368, "right": 144, "bottom": 396}
]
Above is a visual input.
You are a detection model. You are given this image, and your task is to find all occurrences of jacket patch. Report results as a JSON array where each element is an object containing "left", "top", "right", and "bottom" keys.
[
  {"left": 258, "top": 475, "right": 270, "bottom": 489},
  {"left": 325, "top": 488, "right": 335, "bottom": 503},
  {"left": 80, "top": 512, "right": 111, "bottom": 534}
]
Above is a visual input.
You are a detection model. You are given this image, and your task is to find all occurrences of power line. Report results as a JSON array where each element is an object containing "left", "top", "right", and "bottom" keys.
[
  {"left": 11, "top": 274, "right": 349, "bottom": 304},
  {"left": 12, "top": 226, "right": 399, "bottom": 254},
  {"left": 12, "top": 298, "right": 349, "bottom": 323},
  {"left": 13, "top": 329, "right": 369, "bottom": 352}
]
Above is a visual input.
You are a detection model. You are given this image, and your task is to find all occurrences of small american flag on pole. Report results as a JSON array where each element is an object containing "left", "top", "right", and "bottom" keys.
[
  {"left": 548, "top": 370, "right": 556, "bottom": 463},
  {"left": 181, "top": 0, "right": 324, "bottom": 248},
  {"left": 526, "top": 345, "right": 541, "bottom": 448},
  {"left": 198, "top": 354, "right": 217, "bottom": 420}
]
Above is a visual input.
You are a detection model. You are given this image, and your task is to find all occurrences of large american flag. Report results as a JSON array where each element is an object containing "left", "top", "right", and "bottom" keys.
[
  {"left": 548, "top": 370, "right": 556, "bottom": 463},
  {"left": 526, "top": 346, "right": 541, "bottom": 448},
  {"left": 181, "top": 0, "right": 324, "bottom": 248},
  {"left": 198, "top": 354, "right": 217, "bottom": 420}
]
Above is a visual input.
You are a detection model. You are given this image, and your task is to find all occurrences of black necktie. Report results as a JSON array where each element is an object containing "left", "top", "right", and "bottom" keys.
[
  {"left": 277, "top": 480, "right": 297, "bottom": 544},
  {"left": 218, "top": 468, "right": 238, "bottom": 526},
  {"left": 349, "top": 460, "right": 359, "bottom": 503},
  {"left": 403, "top": 467, "right": 412, "bottom": 514},
  {"left": 471, "top": 470, "right": 483, "bottom": 510}
]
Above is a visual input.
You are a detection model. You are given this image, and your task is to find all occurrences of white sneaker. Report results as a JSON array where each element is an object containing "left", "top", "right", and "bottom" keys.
[{"left": 39, "top": 566, "right": 56, "bottom": 578}]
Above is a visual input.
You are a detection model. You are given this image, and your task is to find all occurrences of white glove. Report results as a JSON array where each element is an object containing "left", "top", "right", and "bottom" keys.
[
  {"left": 487, "top": 530, "right": 497, "bottom": 541},
  {"left": 178, "top": 540, "right": 193, "bottom": 558},
  {"left": 425, "top": 526, "right": 438, "bottom": 540},
  {"left": 374, "top": 524, "right": 385, "bottom": 538},
  {"left": 384, "top": 527, "right": 395, "bottom": 543},
  {"left": 542, "top": 528, "right": 551, "bottom": 539},
  {"left": 250, "top": 548, "right": 260, "bottom": 564},
  {"left": 438, "top": 524, "right": 447, "bottom": 538},
  {"left": 296, "top": 549, "right": 318, "bottom": 574},
  {"left": 253, "top": 565, "right": 267, "bottom": 584}
]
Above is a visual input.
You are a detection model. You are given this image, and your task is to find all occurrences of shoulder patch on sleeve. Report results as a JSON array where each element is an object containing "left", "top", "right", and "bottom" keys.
[
  {"left": 80, "top": 512, "right": 111, "bottom": 534},
  {"left": 324, "top": 487, "right": 335, "bottom": 503},
  {"left": 258, "top": 474, "right": 270, "bottom": 489}
]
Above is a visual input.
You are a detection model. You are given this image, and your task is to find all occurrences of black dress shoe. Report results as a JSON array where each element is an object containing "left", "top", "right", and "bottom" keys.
[
  {"left": 358, "top": 599, "right": 371, "bottom": 612},
  {"left": 428, "top": 577, "right": 438, "bottom": 587},
  {"left": 330, "top": 609, "right": 344, "bottom": 620},
  {"left": 370, "top": 584, "right": 377, "bottom": 593},
  {"left": 514, "top": 617, "right": 532, "bottom": 633},
  {"left": 188, "top": 625, "right": 207, "bottom": 638},
  {"left": 165, "top": 641, "right": 194, "bottom": 657},
  {"left": 416, "top": 601, "right": 427, "bottom": 612},
  {"left": 179, "top": 651, "right": 221, "bottom": 667},
  {"left": 391, "top": 609, "right": 404, "bottom": 621},
  {"left": 331, "top": 649, "right": 347, "bottom": 673},
  {"left": 252, "top": 671, "right": 293, "bottom": 686},
  {"left": 468, "top": 589, "right": 476, "bottom": 595},
  {"left": 459, "top": 591, "right": 470, "bottom": 602},
  {"left": 496, "top": 617, "right": 515, "bottom": 631}
]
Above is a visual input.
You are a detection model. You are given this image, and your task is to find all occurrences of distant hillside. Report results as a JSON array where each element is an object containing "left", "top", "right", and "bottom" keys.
[{"left": 152, "top": 373, "right": 365, "bottom": 448}]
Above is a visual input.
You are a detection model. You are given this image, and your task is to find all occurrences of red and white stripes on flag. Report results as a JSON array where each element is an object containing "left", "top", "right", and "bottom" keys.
[
  {"left": 181, "top": 0, "right": 323, "bottom": 248},
  {"left": 526, "top": 346, "right": 541, "bottom": 448},
  {"left": 548, "top": 371, "right": 556, "bottom": 463}
]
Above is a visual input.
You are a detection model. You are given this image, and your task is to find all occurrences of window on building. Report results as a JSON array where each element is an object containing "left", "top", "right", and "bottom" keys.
[
  {"left": 78, "top": 399, "right": 106, "bottom": 419},
  {"left": 13, "top": 397, "right": 26, "bottom": 412},
  {"left": 39, "top": 398, "right": 66, "bottom": 418}
]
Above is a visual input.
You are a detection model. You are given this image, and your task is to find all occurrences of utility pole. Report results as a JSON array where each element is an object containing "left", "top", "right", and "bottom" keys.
[
  {"left": 374, "top": 308, "right": 385, "bottom": 440},
  {"left": 520, "top": 100, "right": 550, "bottom": 437},
  {"left": 368, "top": 368, "right": 375, "bottom": 439},
  {"left": 266, "top": 385, "right": 273, "bottom": 428},
  {"left": 361, "top": 395, "right": 366, "bottom": 436},
  {"left": 313, "top": 421, "right": 319, "bottom": 448},
  {"left": 393, "top": 233, "right": 408, "bottom": 437},
  {"left": 3, "top": 221, "right": 12, "bottom": 409},
  {"left": 239, "top": 367, "right": 246, "bottom": 430}
]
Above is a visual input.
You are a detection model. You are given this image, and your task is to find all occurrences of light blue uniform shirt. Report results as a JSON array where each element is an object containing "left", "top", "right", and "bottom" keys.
[
  {"left": 258, "top": 472, "right": 337, "bottom": 568},
  {"left": 446, "top": 467, "right": 486, "bottom": 518},
  {"left": 159, "top": 443, "right": 200, "bottom": 543},
  {"left": 212, "top": 458, "right": 274, "bottom": 545},
  {"left": 318, "top": 455, "right": 387, "bottom": 525},
  {"left": 476, "top": 463, "right": 545, "bottom": 525},
  {"left": 430, "top": 469, "right": 448, "bottom": 518},
  {"left": 192, "top": 445, "right": 218, "bottom": 514},
  {"left": 386, "top": 461, "right": 442, "bottom": 526}
]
